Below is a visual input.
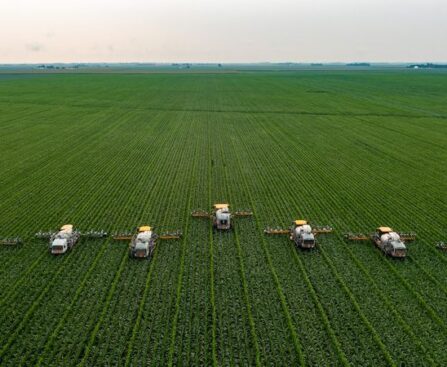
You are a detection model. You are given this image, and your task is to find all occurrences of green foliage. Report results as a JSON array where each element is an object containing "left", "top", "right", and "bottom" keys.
[{"left": 0, "top": 70, "right": 446, "bottom": 366}]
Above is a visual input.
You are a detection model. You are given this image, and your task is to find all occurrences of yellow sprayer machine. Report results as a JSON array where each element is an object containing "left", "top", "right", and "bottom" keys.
[
  {"left": 191, "top": 203, "right": 252, "bottom": 230},
  {"left": 112, "top": 225, "right": 182, "bottom": 259},
  {"left": 264, "top": 219, "right": 333, "bottom": 249},
  {"left": 344, "top": 226, "right": 416, "bottom": 258},
  {"left": 35, "top": 224, "right": 107, "bottom": 255}
]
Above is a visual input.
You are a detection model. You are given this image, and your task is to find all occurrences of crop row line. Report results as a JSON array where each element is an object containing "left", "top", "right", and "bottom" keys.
[
  {"left": 4, "top": 99, "right": 447, "bottom": 119},
  {"left": 0, "top": 247, "right": 80, "bottom": 357},
  {"left": 235, "top": 114, "right": 394, "bottom": 363},
  {"left": 265, "top": 116, "right": 447, "bottom": 316},
  {"left": 34, "top": 239, "right": 110, "bottom": 365},
  {"left": 233, "top": 118, "right": 354, "bottom": 366},
  {"left": 124, "top": 115, "right": 194, "bottom": 365},
  {"left": 167, "top": 124, "right": 199, "bottom": 366},
  {"left": 334, "top": 234, "right": 437, "bottom": 365},
  {"left": 261, "top": 116, "right": 445, "bottom": 359},
  {"left": 0, "top": 250, "right": 47, "bottom": 308},
  {"left": 134, "top": 117, "right": 196, "bottom": 365},
  {"left": 218, "top": 139, "right": 261, "bottom": 367},
  {"left": 0, "top": 108, "right": 125, "bottom": 217},
  {"left": 0, "top": 114, "right": 142, "bottom": 336},
  {"left": 0, "top": 106, "right": 101, "bottom": 182},
  {"left": 78, "top": 114, "right": 178, "bottom": 366},
  {"left": 77, "top": 248, "right": 128, "bottom": 366},
  {"left": 207, "top": 122, "right": 218, "bottom": 367},
  {"left": 227, "top": 133, "right": 308, "bottom": 366}
]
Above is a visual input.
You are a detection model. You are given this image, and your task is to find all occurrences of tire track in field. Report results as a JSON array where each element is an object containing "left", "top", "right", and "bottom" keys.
[
  {"left": 207, "top": 120, "right": 258, "bottom": 366},
  {"left": 0, "top": 243, "right": 90, "bottom": 357},
  {"left": 0, "top": 113, "right": 141, "bottom": 305},
  {"left": 227, "top": 135, "right": 317, "bottom": 367},
  {"left": 2, "top": 99, "right": 447, "bottom": 119},
  {"left": 233, "top": 119, "right": 361, "bottom": 366},
  {"left": 131, "top": 116, "right": 195, "bottom": 366},
  {"left": 36, "top": 111, "right": 180, "bottom": 366},
  {"left": 222, "top": 115, "right": 310, "bottom": 365},
  {"left": 4, "top": 110, "right": 163, "bottom": 236},
  {"left": 169, "top": 120, "right": 212, "bottom": 365},
  {"left": 330, "top": 235, "right": 437, "bottom": 365},
  {"left": 18, "top": 113, "right": 172, "bottom": 366},
  {"left": 39, "top": 140, "right": 161, "bottom": 365},
  {"left": 261, "top": 116, "right": 447, "bottom": 362},
  {"left": 4, "top": 243, "right": 117, "bottom": 366},
  {"left": 123, "top": 115, "right": 194, "bottom": 366},
  {"left": 264, "top": 115, "right": 443, "bottom": 302},
  {"left": 31, "top": 239, "right": 110, "bottom": 366},
  {"left": 77, "top": 114, "right": 182, "bottom": 366},
  {"left": 0, "top": 245, "right": 46, "bottom": 297},
  {"left": 218, "top": 147, "right": 261, "bottom": 367},
  {"left": 266, "top": 115, "right": 447, "bottom": 292},
  {"left": 72, "top": 249, "right": 128, "bottom": 364},
  {"left": 207, "top": 124, "right": 218, "bottom": 367},
  {"left": 0, "top": 246, "right": 85, "bottom": 340},
  {"left": 237, "top": 114, "right": 399, "bottom": 365},
  {"left": 167, "top": 126, "right": 199, "bottom": 367},
  {"left": 306, "top": 130, "right": 447, "bottom": 322}
]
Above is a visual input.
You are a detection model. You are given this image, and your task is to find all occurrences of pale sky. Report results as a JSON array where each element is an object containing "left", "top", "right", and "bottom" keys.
[{"left": 1, "top": 0, "right": 446, "bottom": 63}]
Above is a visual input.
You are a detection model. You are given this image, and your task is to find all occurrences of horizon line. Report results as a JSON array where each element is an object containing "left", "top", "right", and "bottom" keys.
[{"left": 1, "top": 61, "right": 447, "bottom": 66}]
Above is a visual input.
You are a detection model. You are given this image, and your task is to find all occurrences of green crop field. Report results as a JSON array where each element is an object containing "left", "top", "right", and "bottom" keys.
[{"left": 0, "top": 70, "right": 446, "bottom": 366}]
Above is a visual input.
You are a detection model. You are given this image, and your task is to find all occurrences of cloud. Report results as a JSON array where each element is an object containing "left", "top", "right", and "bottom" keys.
[{"left": 26, "top": 43, "right": 44, "bottom": 52}]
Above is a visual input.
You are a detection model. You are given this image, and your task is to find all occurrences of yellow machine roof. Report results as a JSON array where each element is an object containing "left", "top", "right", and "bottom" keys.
[
  {"left": 139, "top": 226, "right": 152, "bottom": 232},
  {"left": 60, "top": 224, "right": 73, "bottom": 231},
  {"left": 378, "top": 226, "right": 393, "bottom": 233},
  {"left": 214, "top": 203, "right": 229, "bottom": 209},
  {"left": 295, "top": 220, "right": 307, "bottom": 226}
]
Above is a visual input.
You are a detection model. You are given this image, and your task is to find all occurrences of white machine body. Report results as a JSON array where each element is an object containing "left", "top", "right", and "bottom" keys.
[
  {"left": 379, "top": 231, "right": 406, "bottom": 257},
  {"left": 292, "top": 224, "right": 316, "bottom": 248},
  {"left": 131, "top": 230, "right": 155, "bottom": 258},
  {"left": 214, "top": 208, "right": 231, "bottom": 230},
  {"left": 50, "top": 225, "right": 78, "bottom": 255}
]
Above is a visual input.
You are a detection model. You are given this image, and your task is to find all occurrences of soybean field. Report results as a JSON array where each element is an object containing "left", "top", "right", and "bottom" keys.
[{"left": 0, "top": 70, "right": 446, "bottom": 366}]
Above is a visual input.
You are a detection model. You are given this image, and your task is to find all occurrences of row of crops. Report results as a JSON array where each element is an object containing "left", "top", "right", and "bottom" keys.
[{"left": 0, "top": 71, "right": 446, "bottom": 366}]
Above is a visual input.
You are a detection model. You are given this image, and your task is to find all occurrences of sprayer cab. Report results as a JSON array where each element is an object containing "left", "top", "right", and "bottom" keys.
[
  {"left": 373, "top": 227, "right": 407, "bottom": 258},
  {"left": 290, "top": 220, "right": 316, "bottom": 248},
  {"left": 112, "top": 225, "right": 182, "bottom": 260},
  {"left": 191, "top": 203, "right": 252, "bottom": 231},
  {"left": 213, "top": 204, "right": 231, "bottom": 230},
  {"left": 265, "top": 219, "right": 333, "bottom": 250},
  {"left": 50, "top": 224, "right": 80, "bottom": 255}
]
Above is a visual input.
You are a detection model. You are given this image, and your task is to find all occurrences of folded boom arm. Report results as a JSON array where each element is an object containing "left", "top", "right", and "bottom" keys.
[
  {"left": 191, "top": 210, "right": 211, "bottom": 218},
  {"left": 233, "top": 210, "right": 253, "bottom": 217},
  {"left": 397, "top": 232, "right": 417, "bottom": 242},
  {"left": 112, "top": 232, "right": 133, "bottom": 241},
  {"left": 0, "top": 237, "right": 22, "bottom": 246},
  {"left": 344, "top": 232, "right": 371, "bottom": 241},
  {"left": 159, "top": 231, "right": 182, "bottom": 240},
  {"left": 312, "top": 226, "right": 333, "bottom": 235},
  {"left": 264, "top": 227, "right": 290, "bottom": 235}
]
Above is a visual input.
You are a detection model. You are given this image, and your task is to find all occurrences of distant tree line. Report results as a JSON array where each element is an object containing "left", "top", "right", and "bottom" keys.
[
  {"left": 407, "top": 63, "right": 447, "bottom": 69},
  {"left": 346, "top": 63, "right": 371, "bottom": 67}
]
